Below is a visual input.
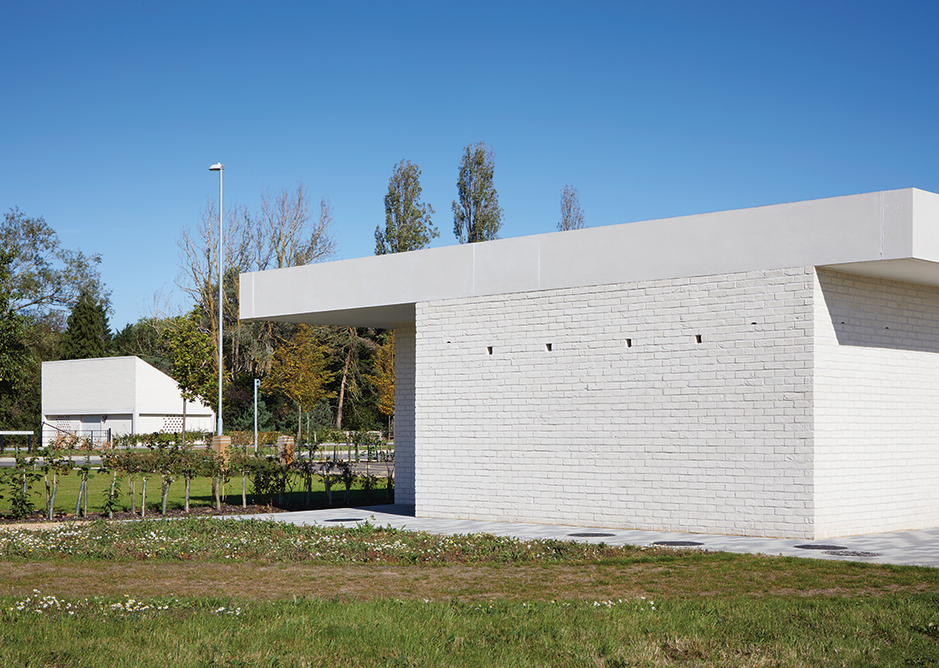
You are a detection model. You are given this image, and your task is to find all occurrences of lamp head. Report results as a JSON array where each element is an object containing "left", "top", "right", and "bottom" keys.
[{"left": 209, "top": 163, "right": 224, "bottom": 171}]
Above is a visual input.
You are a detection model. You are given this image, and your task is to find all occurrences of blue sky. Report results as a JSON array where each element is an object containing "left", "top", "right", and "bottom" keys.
[{"left": 3, "top": 1, "right": 938, "bottom": 329}]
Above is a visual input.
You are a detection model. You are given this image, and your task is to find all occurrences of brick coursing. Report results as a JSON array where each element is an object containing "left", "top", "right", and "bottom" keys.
[
  {"left": 393, "top": 322, "right": 416, "bottom": 505},
  {"left": 814, "top": 268, "right": 939, "bottom": 538},
  {"left": 412, "top": 268, "right": 816, "bottom": 538},
  {"left": 397, "top": 266, "right": 939, "bottom": 538}
]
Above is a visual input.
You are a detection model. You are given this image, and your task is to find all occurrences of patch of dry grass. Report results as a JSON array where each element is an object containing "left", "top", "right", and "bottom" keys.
[{"left": 1, "top": 557, "right": 936, "bottom": 603}]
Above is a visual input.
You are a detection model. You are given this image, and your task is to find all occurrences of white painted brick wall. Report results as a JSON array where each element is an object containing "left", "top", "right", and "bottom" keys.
[
  {"left": 413, "top": 268, "right": 816, "bottom": 538},
  {"left": 393, "top": 322, "right": 416, "bottom": 505},
  {"left": 814, "top": 269, "right": 939, "bottom": 538}
]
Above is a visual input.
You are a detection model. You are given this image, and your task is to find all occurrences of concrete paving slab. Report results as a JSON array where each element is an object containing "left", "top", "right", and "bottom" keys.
[{"left": 236, "top": 505, "right": 939, "bottom": 569}]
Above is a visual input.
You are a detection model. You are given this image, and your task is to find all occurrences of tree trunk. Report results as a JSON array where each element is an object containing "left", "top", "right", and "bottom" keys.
[
  {"left": 109, "top": 472, "right": 117, "bottom": 519},
  {"left": 74, "top": 475, "right": 83, "bottom": 517},
  {"left": 48, "top": 475, "right": 57, "bottom": 520},
  {"left": 184, "top": 475, "right": 191, "bottom": 512},
  {"left": 161, "top": 477, "right": 171, "bottom": 515},
  {"left": 335, "top": 336, "right": 354, "bottom": 429},
  {"left": 72, "top": 480, "right": 79, "bottom": 517},
  {"left": 44, "top": 476, "right": 51, "bottom": 518},
  {"left": 141, "top": 477, "right": 147, "bottom": 518}
]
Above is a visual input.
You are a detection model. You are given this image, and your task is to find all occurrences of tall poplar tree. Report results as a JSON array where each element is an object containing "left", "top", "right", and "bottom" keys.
[
  {"left": 452, "top": 142, "right": 503, "bottom": 244},
  {"left": 557, "top": 185, "right": 587, "bottom": 231},
  {"left": 375, "top": 160, "right": 438, "bottom": 254}
]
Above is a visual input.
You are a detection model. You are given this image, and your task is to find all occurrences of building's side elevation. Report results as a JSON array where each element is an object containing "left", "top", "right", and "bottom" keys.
[
  {"left": 42, "top": 356, "right": 215, "bottom": 442},
  {"left": 813, "top": 269, "right": 939, "bottom": 537}
]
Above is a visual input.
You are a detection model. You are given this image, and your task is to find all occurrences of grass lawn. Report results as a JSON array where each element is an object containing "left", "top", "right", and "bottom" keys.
[
  {"left": 0, "top": 466, "right": 393, "bottom": 518},
  {"left": 0, "top": 518, "right": 938, "bottom": 666}
]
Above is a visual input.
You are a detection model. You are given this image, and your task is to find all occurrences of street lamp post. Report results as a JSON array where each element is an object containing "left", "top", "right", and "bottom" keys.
[
  {"left": 209, "top": 162, "right": 224, "bottom": 437},
  {"left": 253, "top": 378, "right": 260, "bottom": 455}
]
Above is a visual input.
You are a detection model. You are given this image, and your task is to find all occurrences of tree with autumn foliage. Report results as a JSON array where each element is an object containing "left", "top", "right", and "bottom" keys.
[
  {"left": 265, "top": 325, "right": 336, "bottom": 441},
  {"left": 367, "top": 330, "right": 395, "bottom": 438},
  {"left": 323, "top": 326, "right": 379, "bottom": 431}
]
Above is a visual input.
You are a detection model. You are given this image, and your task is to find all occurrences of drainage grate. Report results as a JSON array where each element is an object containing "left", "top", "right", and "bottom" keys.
[
  {"left": 652, "top": 541, "right": 704, "bottom": 547},
  {"left": 823, "top": 550, "right": 881, "bottom": 558},
  {"left": 324, "top": 518, "right": 364, "bottom": 522},
  {"left": 794, "top": 544, "right": 848, "bottom": 551},
  {"left": 568, "top": 532, "right": 616, "bottom": 538}
]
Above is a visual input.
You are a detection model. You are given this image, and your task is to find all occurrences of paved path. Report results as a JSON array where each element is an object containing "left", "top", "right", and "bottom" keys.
[
  {"left": 239, "top": 504, "right": 939, "bottom": 569},
  {"left": 0, "top": 456, "right": 105, "bottom": 467}
]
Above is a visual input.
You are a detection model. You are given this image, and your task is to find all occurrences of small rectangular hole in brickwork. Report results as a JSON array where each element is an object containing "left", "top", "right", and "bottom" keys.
[
  {"left": 625, "top": 338, "right": 632, "bottom": 348},
  {"left": 545, "top": 343, "right": 552, "bottom": 352},
  {"left": 487, "top": 346, "right": 493, "bottom": 355},
  {"left": 695, "top": 334, "right": 703, "bottom": 344}
]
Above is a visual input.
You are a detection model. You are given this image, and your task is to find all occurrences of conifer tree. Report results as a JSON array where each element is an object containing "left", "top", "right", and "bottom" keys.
[{"left": 59, "top": 291, "right": 110, "bottom": 359}]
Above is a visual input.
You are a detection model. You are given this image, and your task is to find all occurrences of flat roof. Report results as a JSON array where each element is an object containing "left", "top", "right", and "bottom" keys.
[{"left": 240, "top": 188, "right": 939, "bottom": 328}]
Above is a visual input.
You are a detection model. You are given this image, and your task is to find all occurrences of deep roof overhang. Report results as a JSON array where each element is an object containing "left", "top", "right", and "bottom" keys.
[{"left": 240, "top": 188, "right": 939, "bottom": 329}]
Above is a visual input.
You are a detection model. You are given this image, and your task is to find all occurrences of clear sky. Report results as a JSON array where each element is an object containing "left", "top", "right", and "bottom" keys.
[{"left": 3, "top": 1, "right": 938, "bottom": 330}]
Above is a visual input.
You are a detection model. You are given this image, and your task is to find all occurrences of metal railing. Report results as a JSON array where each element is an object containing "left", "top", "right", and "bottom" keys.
[
  {"left": 0, "top": 431, "right": 34, "bottom": 455},
  {"left": 40, "top": 423, "right": 112, "bottom": 452}
]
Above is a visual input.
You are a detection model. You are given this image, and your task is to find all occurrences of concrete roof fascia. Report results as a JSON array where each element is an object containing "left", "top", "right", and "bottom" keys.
[
  {"left": 240, "top": 188, "right": 939, "bottom": 328},
  {"left": 912, "top": 188, "right": 939, "bottom": 262}
]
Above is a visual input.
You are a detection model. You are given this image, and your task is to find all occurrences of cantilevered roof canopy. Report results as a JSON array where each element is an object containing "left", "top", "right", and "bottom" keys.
[{"left": 240, "top": 188, "right": 939, "bottom": 329}]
